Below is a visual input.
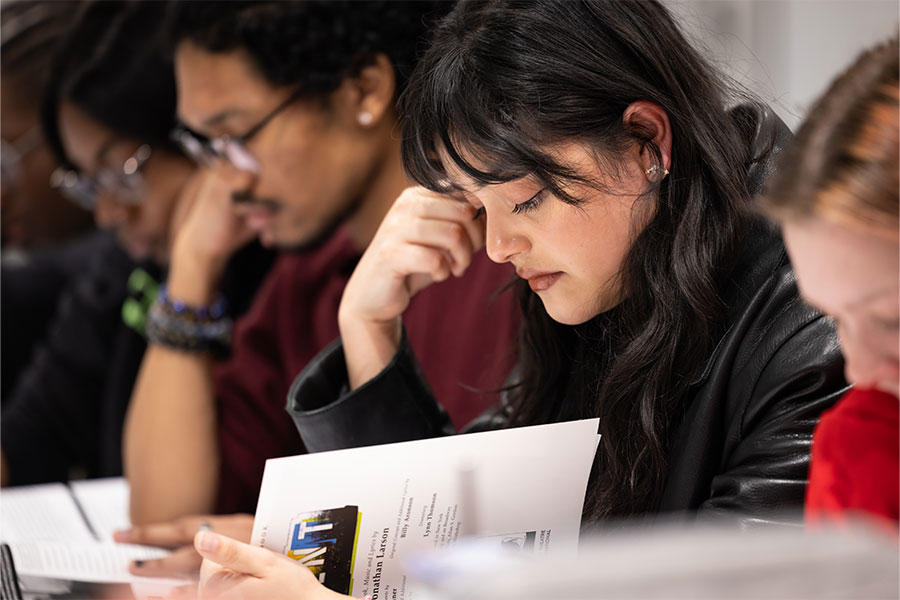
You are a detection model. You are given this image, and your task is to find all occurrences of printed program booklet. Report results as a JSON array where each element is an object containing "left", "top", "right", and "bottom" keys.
[
  {"left": 1, "top": 478, "right": 181, "bottom": 589},
  {"left": 251, "top": 419, "right": 601, "bottom": 600}
]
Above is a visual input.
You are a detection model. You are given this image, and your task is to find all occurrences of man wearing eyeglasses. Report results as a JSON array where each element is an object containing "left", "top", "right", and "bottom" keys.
[{"left": 121, "top": 1, "right": 519, "bottom": 573}]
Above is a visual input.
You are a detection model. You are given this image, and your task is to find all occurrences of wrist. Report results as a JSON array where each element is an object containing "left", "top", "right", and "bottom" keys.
[
  {"left": 167, "top": 242, "right": 229, "bottom": 306},
  {"left": 145, "top": 286, "right": 232, "bottom": 357},
  {"left": 339, "top": 314, "right": 402, "bottom": 390}
]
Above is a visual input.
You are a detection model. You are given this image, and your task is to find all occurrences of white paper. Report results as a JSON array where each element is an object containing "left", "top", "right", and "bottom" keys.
[
  {"left": 251, "top": 419, "right": 599, "bottom": 600},
  {"left": 1, "top": 478, "right": 181, "bottom": 587},
  {"left": 70, "top": 478, "right": 131, "bottom": 542},
  {"left": 1, "top": 483, "right": 94, "bottom": 544},
  {"left": 9, "top": 541, "right": 178, "bottom": 585}
]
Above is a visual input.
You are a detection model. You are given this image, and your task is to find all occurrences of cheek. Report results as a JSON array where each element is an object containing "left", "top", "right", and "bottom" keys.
[
  {"left": 573, "top": 226, "right": 632, "bottom": 296},
  {"left": 135, "top": 188, "right": 178, "bottom": 233},
  {"left": 875, "top": 329, "right": 900, "bottom": 362}
]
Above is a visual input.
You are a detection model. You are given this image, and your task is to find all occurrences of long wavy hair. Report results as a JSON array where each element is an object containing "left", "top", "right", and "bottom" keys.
[{"left": 402, "top": 0, "right": 757, "bottom": 520}]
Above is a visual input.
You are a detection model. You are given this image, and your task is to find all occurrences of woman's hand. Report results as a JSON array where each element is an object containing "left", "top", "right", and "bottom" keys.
[
  {"left": 194, "top": 531, "right": 347, "bottom": 600},
  {"left": 113, "top": 514, "right": 254, "bottom": 578},
  {"left": 338, "top": 187, "right": 485, "bottom": 389}
]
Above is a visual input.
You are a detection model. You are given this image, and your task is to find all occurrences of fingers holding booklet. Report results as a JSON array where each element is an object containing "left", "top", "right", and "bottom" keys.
[{"left": 193, "top": 531, "right": 346, "bottom": 600}]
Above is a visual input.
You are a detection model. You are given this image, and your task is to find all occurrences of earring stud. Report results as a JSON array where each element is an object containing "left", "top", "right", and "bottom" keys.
[
  {"left": 645, "top": 165, "right": 670, "bottom": 177},
  {"left": 358, "top": 111, "right": 373, "bottom": 126}
]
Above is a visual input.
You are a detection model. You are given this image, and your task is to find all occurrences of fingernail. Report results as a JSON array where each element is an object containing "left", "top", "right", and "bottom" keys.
[
  {"left": 113, "top": 530, "right": 131, "bottom": 542},
  {"left": 198, "top": 521, "right": 213, "bottom": 532},
  {"left": 133, "top": 560, "right": 145, "bottom": 568},
  {"left": 196, "top": 531, "right": 219, "bottom": 553}
]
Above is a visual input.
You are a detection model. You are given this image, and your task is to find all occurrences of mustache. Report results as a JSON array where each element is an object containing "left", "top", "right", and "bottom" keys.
[{"left": 231, "top": 189, "right": 282, "bottom": 213}]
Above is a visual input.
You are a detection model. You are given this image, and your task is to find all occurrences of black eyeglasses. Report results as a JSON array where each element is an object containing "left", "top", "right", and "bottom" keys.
[
  {"left": 49, "top": 144, "right": 152, "bottom": 211},
  {"left": 171, "top": 89, "right": 304, "bottom": 172}
]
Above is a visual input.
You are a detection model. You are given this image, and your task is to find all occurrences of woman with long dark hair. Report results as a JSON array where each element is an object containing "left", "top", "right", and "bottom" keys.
[{"left": 188, "top": 1, "right": 848, "bottom": 596}]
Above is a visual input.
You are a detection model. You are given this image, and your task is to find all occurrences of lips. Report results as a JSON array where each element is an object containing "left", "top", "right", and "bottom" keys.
[
  {"left": 242, "top": 207, "right": 275, "bottom": 232},
  {"left": 517, "top": 268, "right": 563, "bottom": 292}
]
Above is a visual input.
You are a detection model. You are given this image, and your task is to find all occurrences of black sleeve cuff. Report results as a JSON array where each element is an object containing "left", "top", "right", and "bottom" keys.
[{"left": 286, "top": 330, "right": 455, "bottom": 453}]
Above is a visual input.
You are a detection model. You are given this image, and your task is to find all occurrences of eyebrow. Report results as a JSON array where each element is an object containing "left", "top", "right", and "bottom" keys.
[
  {"left": 177, "top": 108, "right": 245, "bottom": 133},
  {"left": 202, "top": 109, "right": 243, "bottom": 129}
]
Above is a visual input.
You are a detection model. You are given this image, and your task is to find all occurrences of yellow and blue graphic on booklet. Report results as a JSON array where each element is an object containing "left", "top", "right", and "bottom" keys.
[{"left": 284, "top": 506, "right": 362, "bottom": 594}]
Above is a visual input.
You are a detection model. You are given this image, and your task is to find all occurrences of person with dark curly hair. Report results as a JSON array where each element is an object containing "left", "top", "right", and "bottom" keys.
[{"left": 118, "top": 0, "right": 519, "bottom": 576}]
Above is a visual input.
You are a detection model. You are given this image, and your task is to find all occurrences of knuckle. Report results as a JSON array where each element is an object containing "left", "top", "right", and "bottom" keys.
[
  {"left": 178, "top": 520, "right": 194, "bottom": 537},
  {"left": 428, "top": 253, "right": 444, "bottom": 274},
  {"left": 396, "top": 188, "right": 417, "bottom": 208},
  {"left": 379, "top": 245, "right": 399, "bottom": 266},
  {"left": 259, "top": 550, "right": 276, "bottom": 569},
  {"left": 220, "top": 541, "right": 241, "bottom": 565},
  {"left": 447, "top": 223, "right": 464, "bottom": 244}
]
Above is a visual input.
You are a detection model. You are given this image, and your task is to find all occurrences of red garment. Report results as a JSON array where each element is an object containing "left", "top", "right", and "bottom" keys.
[
  {"left": 214, "top": 228, "right": 519, "bottom": 513},
  {"left": 805, "top": 387, "right": 899, "bottom": 526}
]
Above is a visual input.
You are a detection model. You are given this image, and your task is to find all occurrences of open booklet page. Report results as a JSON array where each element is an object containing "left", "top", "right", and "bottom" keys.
[
  {"left": 69, "top": 478, "right": 131, "bottom": 543},
  {"left": 1, "top": 479, "right": 180, "bottom": 586},
  {"left": 252, "top": 419, "right": 600, "bottom": 599}
]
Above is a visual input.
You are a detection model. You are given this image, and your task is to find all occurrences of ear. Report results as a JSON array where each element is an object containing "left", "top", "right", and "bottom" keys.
[
  {"left": 622, "top": 101, "right": 672, "bottom": 180},
  {"left": 349, "top": 53, "right": 397, "bottom": 128}
]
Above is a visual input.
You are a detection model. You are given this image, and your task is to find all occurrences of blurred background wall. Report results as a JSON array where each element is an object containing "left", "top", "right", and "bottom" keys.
[{"left": 664, "top": 0, "right": 899, "bottom": 130}]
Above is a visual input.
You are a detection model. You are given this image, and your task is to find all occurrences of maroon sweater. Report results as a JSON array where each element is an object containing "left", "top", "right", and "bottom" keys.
[{"left": 213, "top": 228, "right": 519, "bottom": 513}]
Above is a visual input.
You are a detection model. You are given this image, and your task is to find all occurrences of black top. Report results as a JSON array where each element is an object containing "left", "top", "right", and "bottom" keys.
[
  {"left": 1, "top": 230, "right": 106, "bottom": 400},
  {"left": 1, "top": 235, "right": 275, "bottom": 485},
  {"left": 285, "top": 106, "right": 849, "bottom": 525}
]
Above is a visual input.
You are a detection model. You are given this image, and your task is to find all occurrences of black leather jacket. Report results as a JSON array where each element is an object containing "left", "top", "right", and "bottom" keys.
[{"left": 286, "top": 107, "right": 848, "bottom": 523}]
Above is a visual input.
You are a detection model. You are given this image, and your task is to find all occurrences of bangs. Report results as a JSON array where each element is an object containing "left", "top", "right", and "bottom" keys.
[{"left": 400, "top": 33, "right": 587, "bottom": 202}]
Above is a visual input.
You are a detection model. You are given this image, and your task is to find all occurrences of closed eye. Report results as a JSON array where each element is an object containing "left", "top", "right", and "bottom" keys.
[{"left": 512, "top": 188, "right": 547, "bottom": 215}]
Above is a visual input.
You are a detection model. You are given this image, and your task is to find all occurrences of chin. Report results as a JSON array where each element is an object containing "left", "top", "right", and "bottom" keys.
[
  {"left": 539, "top": 287, "right": 620, "bottom": 326},
  {"left": 540, "top": 298, "right": 598, "bottom": 326}
]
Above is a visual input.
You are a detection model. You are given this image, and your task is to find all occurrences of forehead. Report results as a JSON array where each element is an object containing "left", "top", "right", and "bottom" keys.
[
  {"left": 57, "top": 101, "right": 122, "bottom": 171},
  {"left": 783, "top": 217, "right": 900, "bottom": 312},
  {"left": 173, "top": 41, "right": 287, "bottom": 130}
]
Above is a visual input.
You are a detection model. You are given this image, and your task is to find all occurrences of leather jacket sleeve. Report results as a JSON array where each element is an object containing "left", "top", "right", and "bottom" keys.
[
  {"left": 698, "top": 313, "right": 847, "bottom": 521},
  {"left": 287, "top": 331, "right": 455, "bottom": 453}
]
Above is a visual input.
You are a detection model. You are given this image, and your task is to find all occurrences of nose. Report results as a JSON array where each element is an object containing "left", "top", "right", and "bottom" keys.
[
  {"left": 94, "top": 190, "right": 129, "bottom": 229},
  {"left": 484, "top": 212, "right": 530, "bottom": 264},
  {"left": 214, "top": 163, "right": 259, "bottom": 204}
]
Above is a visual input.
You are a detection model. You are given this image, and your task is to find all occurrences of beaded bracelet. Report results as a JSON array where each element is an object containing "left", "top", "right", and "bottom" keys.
[
  {"left": 145, "top": 286, "right": 232, "bottom": 356},
  {"left": 154, "top": 284, "right": 228, "bottom": 321}
]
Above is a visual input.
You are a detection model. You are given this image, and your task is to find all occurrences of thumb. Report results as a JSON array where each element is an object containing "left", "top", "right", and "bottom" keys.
[{"left": 194, "top": 531, "right": 278, "bottom": 577}]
